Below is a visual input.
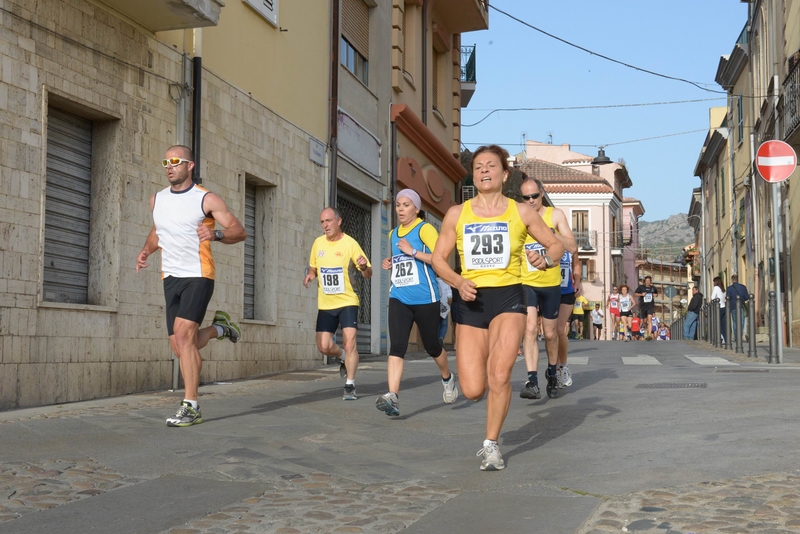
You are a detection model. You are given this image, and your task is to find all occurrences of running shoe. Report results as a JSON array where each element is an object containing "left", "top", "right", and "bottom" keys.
[
  {"left": 339, "top": 360, "right": 347, "bottom": 378},
  {"left": 213, "top": 310, "right": 241, "bottom": 343},
  {"left": 375, "top": 392, "right": 399, "bottom": 416},
  {"left": 166, "top": 402, "right": 203, "bottom": 427},
  {"left": 519, "top": 381, "right": 541, "bottom": 399},
  {"left": 560, "top": 365, "right": 573, "bottom": 387},
  {"left": 343, "top": 384, "right": 357, "bottom": 401},
  {"left": 545, "top": 368, "right": 559, "bottom": 399},
  {"left": 477, "top": 441, "right": 505, "bottom": 471},
  {"left": 442, "top": 375, "right": 459, "bottom": 403}
]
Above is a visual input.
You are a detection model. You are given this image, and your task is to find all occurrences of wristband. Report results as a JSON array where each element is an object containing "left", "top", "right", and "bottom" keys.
[{"left": 411, "top": 249, "right": 418, "bottom": 259}]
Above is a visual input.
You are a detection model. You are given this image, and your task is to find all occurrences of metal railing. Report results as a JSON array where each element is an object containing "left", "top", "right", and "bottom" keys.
[
  {"left": 574, "top": 230, "right": 597, "bottom": 251},
  {"left": 784, "top": 57, "right": 800, "bottom": 142},
  {"left": 461, "top": 45, "right": 476, "bottom": 83}
]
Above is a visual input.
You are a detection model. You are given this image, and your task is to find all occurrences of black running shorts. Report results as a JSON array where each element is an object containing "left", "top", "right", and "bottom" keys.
[
  {"left": 560, "top": 292, "right": 576, "bottom": 306},
  {"left": 163, "top": 276, "right": 215, "bottom": 336},
  {"left": 388, "top": 299, "right": 442, "bottom": 358},
  {"left": 316, "top": 306, "right": 359, "bottom": 333},
  {"left": 523, "top": 284, "right": 561, "bottom": 320},
  {"left": 454, "top": 284, "right": 526, "bottom": 329}
]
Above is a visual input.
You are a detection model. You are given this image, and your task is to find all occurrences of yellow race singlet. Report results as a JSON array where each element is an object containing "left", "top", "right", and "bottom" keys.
[
  {"left": 520, "top": 207, "right": 561, "bottom": 288},
  {"left": 309, "top": 233, "right": 371, "bottom": 310},
  {"left": 456, "top": 198, "right": 528, "bottom": 288}
]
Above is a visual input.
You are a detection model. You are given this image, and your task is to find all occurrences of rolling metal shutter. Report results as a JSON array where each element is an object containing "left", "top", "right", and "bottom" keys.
[
  {"left": 243, "top": 182, "right": 256, "bottom": 319},
  {"left": 43, "top": 108, "right": 92, "bottom": 304},
  {"left": 342, "top": 0, "right": 369, "bottom": 58}
]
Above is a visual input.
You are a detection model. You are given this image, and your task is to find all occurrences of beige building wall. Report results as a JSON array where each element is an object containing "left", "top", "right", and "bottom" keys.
[
  {"left": 0, "top": 0, "right": 325, "bottom": 409},
  {"left": 159, "top": 1, "right": 330, "bottom": 142}
]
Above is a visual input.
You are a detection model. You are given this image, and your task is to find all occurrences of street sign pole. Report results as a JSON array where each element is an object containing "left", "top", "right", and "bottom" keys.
[
  {"left": 772, "top": 183, "right": 783, "bottom": 363},
  {"left": 756, "top": 140, "right": 796, "bottom": 364}
]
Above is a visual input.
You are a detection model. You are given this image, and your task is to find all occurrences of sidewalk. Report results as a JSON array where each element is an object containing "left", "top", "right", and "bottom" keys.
[{"left": 3, "top": 340, "right": 800, "bottom": 533}]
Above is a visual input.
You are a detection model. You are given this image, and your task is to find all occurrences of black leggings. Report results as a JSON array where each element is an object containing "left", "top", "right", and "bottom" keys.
[{"left": 389, "top": 299, "right": 443, "bottom": 358}]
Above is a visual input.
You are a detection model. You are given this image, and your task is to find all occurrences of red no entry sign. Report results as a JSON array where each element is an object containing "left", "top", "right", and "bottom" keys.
[{"left": 756, "top": 140, "right": 797, "bottom": 183}]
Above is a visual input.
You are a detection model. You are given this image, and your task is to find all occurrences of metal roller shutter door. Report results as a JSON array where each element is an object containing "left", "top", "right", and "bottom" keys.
[{"left": 43, "top": 108, "right": 92, "bottom": 304}]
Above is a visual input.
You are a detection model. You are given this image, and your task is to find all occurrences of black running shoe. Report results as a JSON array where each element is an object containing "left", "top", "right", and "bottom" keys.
[
  {"left": 545, "top": 369, "right": 559, "bottom": 399},
  {"left": 519, "top": 381, "right": 541, "bottom": 399},
  {"left": 339, "top": 360, "right": 347, "bottom": 378}
]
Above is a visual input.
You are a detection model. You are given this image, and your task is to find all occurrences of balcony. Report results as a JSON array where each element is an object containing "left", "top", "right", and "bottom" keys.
[
  {"left": 784, "top": 54, "right": 800, "bottom": 146},
  {"left": 574, "top": 230, "right": 597, "bottom": 253},
  {"left": 460, "top": 45, "right": 477, "bottom": 108},
  {"left": 99, "top": 0, "right": 224, "bottom": 33},
  {"left": 435, "top": 0, "right": 489, "bottom": 33}
]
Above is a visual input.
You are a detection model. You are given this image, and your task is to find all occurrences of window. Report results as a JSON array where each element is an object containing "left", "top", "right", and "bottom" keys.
[
  {"left": 243, "top": 175, "right": 277, "bottom": 322},
  {"left": 737, "top": 94, "right": 744, "bottom": 143},
  {"left": 342, "top": 0, "right": 370, "bottom": 85},
  {"left": 243, "top": 0, "right": 278, "bottom": 26},
  {"left": 572, "top": 210, "right": 588, "bottom": 232},
  {"left": 720, "top": 167, "right": 725, "bottom": 217},
  {"left": 42, "top": 98, "right": 121, "bottom": 308},
  {"left": 341, "top": 37, "right": 369, "bottom": 86},
  {"left": 43, "top": 108, "right": 92, "bottom": 304}
]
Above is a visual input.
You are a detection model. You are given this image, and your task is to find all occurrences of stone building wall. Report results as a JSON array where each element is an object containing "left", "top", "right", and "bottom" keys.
[{"left": 0, "top": 0, "right": 324, "bottom": 409}]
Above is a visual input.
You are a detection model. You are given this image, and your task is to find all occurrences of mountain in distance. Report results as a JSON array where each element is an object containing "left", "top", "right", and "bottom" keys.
[{"left": 637, "top": 213, "right": 695, "bottom": 260}]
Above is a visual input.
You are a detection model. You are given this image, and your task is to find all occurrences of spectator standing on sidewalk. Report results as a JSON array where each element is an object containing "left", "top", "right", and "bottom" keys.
[
  {"left": 683, "top": 286, "right": 703, "bottom": 340},
  {"left": 711, "top": 276, "right": 726, "bottom": 343},
  {"left": 725, "top": 274, "right": 749, "bottom": 342}
]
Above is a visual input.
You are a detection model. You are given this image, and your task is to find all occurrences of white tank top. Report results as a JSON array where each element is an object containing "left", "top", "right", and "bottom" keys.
[{"left": 152, "top": 183, "right": 216, "bottom": 279}]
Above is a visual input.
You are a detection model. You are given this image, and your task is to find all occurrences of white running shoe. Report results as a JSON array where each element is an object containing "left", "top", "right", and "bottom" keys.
[
  {"left": 560, "top": 365, "right": 573, "bottom": 387},
  {"left": 442, "top": 374, "right": 459, "bottom": 403},
  {"left": 477, "top": 440, "right": 505, "bottom": 471}
]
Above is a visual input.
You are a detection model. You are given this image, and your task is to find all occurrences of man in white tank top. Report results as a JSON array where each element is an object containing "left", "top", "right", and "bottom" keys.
[{"left": 136, "top": 145, "right": 247, "bottom": 427}]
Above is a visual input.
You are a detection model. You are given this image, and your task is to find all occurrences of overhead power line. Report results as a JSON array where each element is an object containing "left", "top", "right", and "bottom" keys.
[
  {"left": 489, "top": 4, "right": 727, "bottom": 94},
  {"left": 462, "top": 98, "right": 725, "bottom": 127},
  {"left": 461, "top": 127, "right": 708, "bottom": 149}
]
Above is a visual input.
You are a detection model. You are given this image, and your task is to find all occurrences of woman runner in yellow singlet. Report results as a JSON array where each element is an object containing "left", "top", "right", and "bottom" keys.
[{"left": 432, "top": 145, "right": 564, "bottom": 471}]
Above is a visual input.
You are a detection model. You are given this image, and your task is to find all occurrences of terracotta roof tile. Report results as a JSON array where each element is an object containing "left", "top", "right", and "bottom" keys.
[{"left": 518, "top": 159, "right": 614, "bottom": 194}]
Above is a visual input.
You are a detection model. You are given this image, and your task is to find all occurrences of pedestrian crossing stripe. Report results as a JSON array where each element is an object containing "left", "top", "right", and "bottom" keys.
[
  {"left": 622, "top": 355, "right": 661, "bottom": 365},
  {"left": 684, "top": 356, "right": 739, "bottom": 366}
]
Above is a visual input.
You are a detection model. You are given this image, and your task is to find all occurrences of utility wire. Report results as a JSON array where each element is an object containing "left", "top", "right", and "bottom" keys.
[
  {"left": 462, "top": 127, "right": 707, "bottom": 149},
  {"left": 462, "top": 98, "right": 725, "bottom": 127},
  {"left": 489, "top": 4, "right": 727, "bottom": 94}
]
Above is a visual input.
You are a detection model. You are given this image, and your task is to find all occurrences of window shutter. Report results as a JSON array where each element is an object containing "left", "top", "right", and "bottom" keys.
[
  {"left": 432, "top": 54, "right": 439, "bottom": 109},
  {"left": 243, "top": 183, "right": 256, "bottom": 320},
  {"left": 43, "top": 108, "right": 92, "bottom": 304},
  {"left": 342, "top": 0, "right": 369, "bottom": 58},
  {"left": 587, "top": 260, "right": 596, "bottom": 282}
]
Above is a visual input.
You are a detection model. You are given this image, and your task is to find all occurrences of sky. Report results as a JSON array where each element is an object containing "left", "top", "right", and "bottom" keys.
[{"left": 460, "top": 0, "right": 750, "bottom": 222}]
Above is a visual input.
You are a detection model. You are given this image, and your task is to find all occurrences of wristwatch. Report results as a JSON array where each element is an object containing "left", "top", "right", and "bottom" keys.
[
  {"left": 544, "top": 255, "right": 554, "bottom": 268},
  {"left": 411, "top": 249, "right": 418, "bottom": 259},
  {"left": 214, "top": 230, "right": 224, "bottom": 241}
]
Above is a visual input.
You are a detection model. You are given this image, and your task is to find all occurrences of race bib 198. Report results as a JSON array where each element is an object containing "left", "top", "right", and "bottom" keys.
[
  {"left": 644, "top": 293, "right": 653, "bottom": 303},
  {"left": 463, "top": 222, "right": 510, "bottom": 270},
  {"left": 524, "top": 242, "right": 546, "bottom": 272},
  {"left": 320, "top": 267, "right": 345, "bottom": 294},
  {"left": 391, "top": 254, "right": 419, "bottom": 287}
]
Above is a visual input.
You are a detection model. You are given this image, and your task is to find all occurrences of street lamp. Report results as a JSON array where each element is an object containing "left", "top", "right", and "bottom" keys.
[{"left": 592, "top": 146, "right": 612, "bottom": 165}]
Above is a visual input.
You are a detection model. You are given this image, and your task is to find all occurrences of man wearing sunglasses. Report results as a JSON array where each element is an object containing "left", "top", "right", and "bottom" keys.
[
  {"left": 518, "top": 176, "right": 577, "bottom": 400},
  {"left": 137, "top": 145, "right": 247, "bottom": 427}
]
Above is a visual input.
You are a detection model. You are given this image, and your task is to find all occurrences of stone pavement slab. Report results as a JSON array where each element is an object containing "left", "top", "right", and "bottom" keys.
[{"left": 2, "top": 474, "right": 267, "bottom": 534}]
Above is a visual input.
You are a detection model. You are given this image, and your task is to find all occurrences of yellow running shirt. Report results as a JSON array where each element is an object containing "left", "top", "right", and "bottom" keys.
[
  {"left": 309, "top": 233, "right": 371, "bottom": 310},
  {"left": 520, "top": 207, "right": 560, "bottom": 288},
  {"left": 456, "top": 198, "right": 528, "bottom": 288}
]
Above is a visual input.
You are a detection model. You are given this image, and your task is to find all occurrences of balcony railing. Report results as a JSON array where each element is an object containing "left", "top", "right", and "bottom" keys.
[
  {"left": 610, "top": 230, "right": 632, "bottom": 249},
  {"left": 784, "top": 54, "right": 800, "bottom": 143},
  {"left": 461, "top": 46, "right": 477, "bottom": 83},
  {"left": 574, "top": 230, "right": 597, "bottom": 252}
]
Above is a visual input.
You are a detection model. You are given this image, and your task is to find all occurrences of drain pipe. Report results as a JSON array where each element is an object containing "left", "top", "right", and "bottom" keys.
[
  {"left": 192, "top": 29, "right": 203, "bottom": 184},
  {"left": 421, "top": 0, "right": 428, "bottom": 125},
  {"left": 328, "top": 0, "right": 340, "bottom": 208}
]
